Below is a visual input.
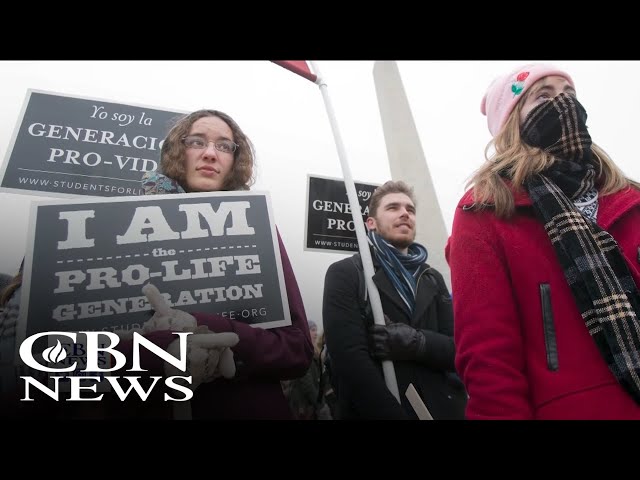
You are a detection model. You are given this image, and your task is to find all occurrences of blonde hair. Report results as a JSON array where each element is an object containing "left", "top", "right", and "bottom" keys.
[{"left": 468, "top": 89, "right": 640, "bottom": 219}]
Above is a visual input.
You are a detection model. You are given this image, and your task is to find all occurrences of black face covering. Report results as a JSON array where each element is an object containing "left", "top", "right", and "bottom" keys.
[{"left": 520, "top": 92, "right": 592, "bottom": 165}]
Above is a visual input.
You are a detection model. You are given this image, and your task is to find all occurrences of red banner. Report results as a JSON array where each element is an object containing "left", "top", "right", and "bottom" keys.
[{"left": 272, "top": 61, "right": 317, "bottom": 83}]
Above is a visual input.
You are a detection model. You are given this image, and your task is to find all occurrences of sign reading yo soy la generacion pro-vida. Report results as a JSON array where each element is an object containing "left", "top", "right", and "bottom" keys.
[
  {"left": 17, "top": 191, "right": 291, "bottom": 347},
  {"left": 0, "top": 89, "right": 186, "bottom": 197},
  {"left": 305, "top": 174, "right": 380, "bottom": 254}
]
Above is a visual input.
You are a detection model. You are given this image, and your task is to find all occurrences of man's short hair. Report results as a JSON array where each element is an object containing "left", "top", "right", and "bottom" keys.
[{"left": 368, "top": 180, "right": 416, "bottom": 218}]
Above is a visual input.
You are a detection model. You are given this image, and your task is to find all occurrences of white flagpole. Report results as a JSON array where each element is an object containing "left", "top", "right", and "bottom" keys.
[{"left": 309, "top": 61, "right": 400, "bottom": 402}]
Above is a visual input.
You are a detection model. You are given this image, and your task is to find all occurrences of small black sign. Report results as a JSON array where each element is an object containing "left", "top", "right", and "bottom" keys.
[{"left": 305, "top": 174, "right": 379, "bottom": 253}]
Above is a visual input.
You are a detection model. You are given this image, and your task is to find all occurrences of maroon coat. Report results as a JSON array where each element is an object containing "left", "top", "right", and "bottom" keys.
[
  {"left": 114, "top": 232, "right": 313, "bottom": 420},
  {"left": 446, "top": 186, "right": 640, "bottom": 419}
]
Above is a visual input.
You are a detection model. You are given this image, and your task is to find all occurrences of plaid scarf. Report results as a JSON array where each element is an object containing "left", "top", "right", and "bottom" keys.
[
  {"left": 367, "top": 230, "right": 428, "bottom": 315},
  {"left": 523, "top": 94, "right": 640, "bottom": 403},
  {"left": 521, "top": 92, "right": 593, "bottom": 165}
]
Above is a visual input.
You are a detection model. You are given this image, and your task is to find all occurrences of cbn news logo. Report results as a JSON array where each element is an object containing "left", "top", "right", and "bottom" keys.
[{"left": 19, "top": 331, "right": 193, "bottom": 402}]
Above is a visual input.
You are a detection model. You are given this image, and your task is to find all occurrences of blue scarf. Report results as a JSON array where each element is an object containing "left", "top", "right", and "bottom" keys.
[{"left": 367, "top": 230, "right": 428, "bottom": 315}]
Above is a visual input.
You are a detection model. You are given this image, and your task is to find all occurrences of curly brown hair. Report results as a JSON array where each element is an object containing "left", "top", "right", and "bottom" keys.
[{"left": 160, "top": 109, "right": 256, "bottom": 191}]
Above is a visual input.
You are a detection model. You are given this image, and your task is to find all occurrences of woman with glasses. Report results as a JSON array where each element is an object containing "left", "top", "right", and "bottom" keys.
[{"left": 121, "top": 109, "right": 314, "bottom": 419}]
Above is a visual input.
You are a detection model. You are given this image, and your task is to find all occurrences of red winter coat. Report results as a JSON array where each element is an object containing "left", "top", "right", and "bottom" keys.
[{"left": 445, "top": 185, "right": 640, "bottom": 419}]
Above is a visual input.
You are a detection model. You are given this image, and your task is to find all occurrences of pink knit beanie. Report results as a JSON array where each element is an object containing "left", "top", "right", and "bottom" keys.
[{"left": 481, "top": 63, "right": 575, "bottom": 137}]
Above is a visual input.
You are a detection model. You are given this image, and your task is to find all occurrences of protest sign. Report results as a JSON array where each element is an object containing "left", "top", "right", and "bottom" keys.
[
  {"left": 305, "top": 174, "right": 379, "bottom": 253},
  {"left": 0, "top": 89, "right": 185, "bottom": 197},
  {"left": 17, "top": 191, "right": 291, "bottom": 350}
]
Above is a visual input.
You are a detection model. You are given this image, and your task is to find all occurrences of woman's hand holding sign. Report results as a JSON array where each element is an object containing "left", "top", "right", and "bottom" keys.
[
  {"left": 118, "top": 283, "right": 239, "bottom": 390},
  {"left": 140, "top": 283, "right": 198, "bottom": 333}
]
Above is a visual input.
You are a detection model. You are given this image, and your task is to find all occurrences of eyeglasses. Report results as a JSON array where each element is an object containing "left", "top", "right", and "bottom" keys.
[{"left": 182, "top": 135, "right": 238, "bottom": 154}]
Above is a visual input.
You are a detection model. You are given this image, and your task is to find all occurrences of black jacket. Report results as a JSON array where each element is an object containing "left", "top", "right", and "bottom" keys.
[{"left": 322, "top": 252, "right": 467, "bottom": 419}]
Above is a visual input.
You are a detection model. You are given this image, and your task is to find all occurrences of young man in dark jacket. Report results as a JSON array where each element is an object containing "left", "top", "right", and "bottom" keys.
[{"left": 322, "top": 180, "right": 466, "bottom": 420}]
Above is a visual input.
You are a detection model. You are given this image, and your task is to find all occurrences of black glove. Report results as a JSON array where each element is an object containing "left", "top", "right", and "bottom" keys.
[{"left": 369, "top": 322, "right": 426, "bottom": 361}]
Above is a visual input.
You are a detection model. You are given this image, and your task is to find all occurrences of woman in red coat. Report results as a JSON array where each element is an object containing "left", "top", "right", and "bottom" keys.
[{"left": 446, "top": 63, "right": 640, "bottom": 419}]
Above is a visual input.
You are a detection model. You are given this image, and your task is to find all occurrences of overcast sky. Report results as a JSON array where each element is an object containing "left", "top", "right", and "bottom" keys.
[{"left": 1, "top": 60, "right": 638, "bottom": 329}]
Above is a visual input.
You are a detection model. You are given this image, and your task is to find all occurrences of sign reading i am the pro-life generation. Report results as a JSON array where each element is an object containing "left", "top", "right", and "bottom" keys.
[
  {"left": 0, "top": 89, "right": 186, "bottom": 198},
  {"left": 17, "top": 191, "right": 291, "bottom": 347},
  {"left": 305, "top": 174, "right": 380, "bottom": 254}
]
